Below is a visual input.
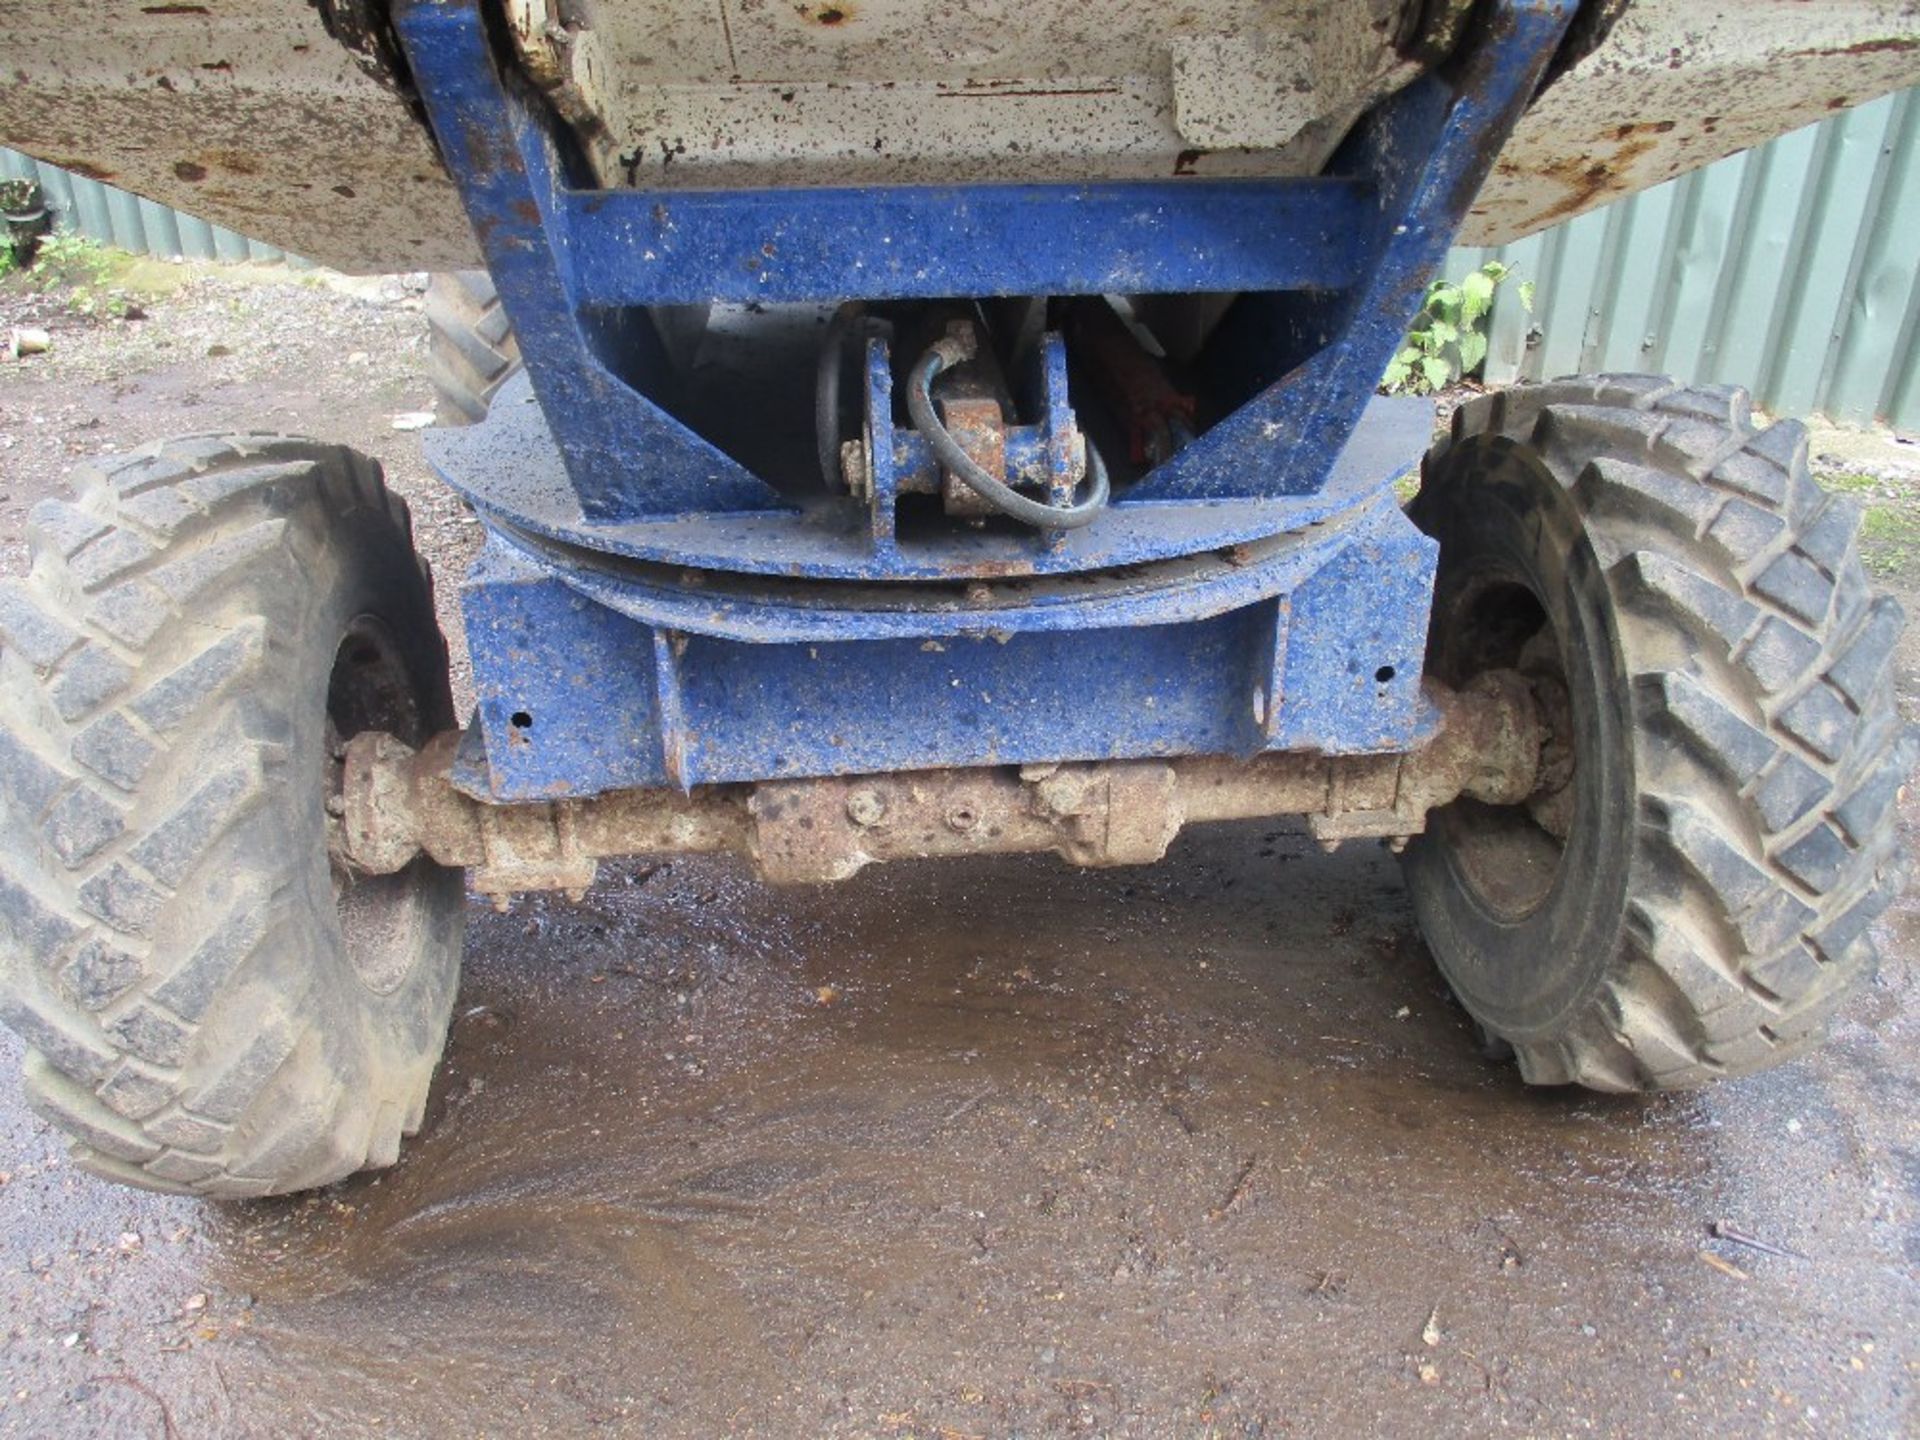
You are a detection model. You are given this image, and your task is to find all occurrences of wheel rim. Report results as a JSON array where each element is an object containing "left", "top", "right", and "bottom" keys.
[
  {"left": 1426, "top": 572, "right": 1576, "bottom": 923},
  {"left": 325, "top": 615, "right": 440, "bottom": 997}
]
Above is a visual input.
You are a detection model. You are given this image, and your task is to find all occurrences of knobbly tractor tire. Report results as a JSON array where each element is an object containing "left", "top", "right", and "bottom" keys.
[
  {"left": 1404, "top": 376, "right": 1916, "bottom": 1092},
  {"left": 0, "top": 436, "right": 465, "bottom": 1196},
  {"left": 426, "top": 269, "right": 521, "bottom": 425}
]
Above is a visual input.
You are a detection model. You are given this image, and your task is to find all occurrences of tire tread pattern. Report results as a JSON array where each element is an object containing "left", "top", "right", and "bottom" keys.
[
  {"left": 426, "top": 270, "right": 522, "bottom": 426},
  {"left": 0, "top": 435, "right": 450, "bottom": 1194},
  {"left": 1433, "top": 376, "right": 1916, "bottom": 1089}
]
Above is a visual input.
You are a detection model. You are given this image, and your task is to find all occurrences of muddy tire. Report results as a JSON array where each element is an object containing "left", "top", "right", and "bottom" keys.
[
  {"left": 1404, "top": 376, "right": 1915, "bottom": 1091},
  {"left": 0, "top": 436, "right": 465, "bottom": 1196},
  {"left": 426, "top": 270, "right": 521, "bottom": 425}
]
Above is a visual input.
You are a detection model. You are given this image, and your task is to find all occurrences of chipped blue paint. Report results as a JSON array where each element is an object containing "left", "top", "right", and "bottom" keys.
[
  {"left": 390, "top": 0, "right": 1573, "bottom": 799},
  {"left": 459, "top": 498, "right": 1439, "bottom": 799},
  {"left": 424, "top": 376, "right": 1436, "bottom": 581},
  {"left": 557, "top": 182, "right": 1376, "bottom": 307}
]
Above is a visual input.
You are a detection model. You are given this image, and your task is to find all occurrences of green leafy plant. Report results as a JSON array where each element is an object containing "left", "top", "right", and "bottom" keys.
[
  {"left": 21, "top": 232, "right": 138, "bottom": 317},
  {"left": 67, "top": 284, "right": 135, "bottom": 320},
  {"left": 32, "top": 231, "right": 116, "bottom": 287},
  {"left": 1383, "top": 260, "right": 1532, "bottom": 395}
]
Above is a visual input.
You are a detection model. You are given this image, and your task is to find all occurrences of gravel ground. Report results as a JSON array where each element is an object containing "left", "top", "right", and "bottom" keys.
[{"left": 0, "top": 257, "right": 1917, "bottom": 1439}]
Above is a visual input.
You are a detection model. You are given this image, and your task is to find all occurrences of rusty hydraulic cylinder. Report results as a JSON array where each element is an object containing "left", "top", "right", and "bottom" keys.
[{"left": 336, "top": 671, "right": 1543, "bottom": 903}]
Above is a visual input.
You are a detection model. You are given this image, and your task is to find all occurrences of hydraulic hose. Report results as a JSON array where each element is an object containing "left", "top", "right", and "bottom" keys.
[
  {"left": 815, "top": 302, "right": 864, "bottom": 491},
  {"left": 906, "top": 342, "right": 1110, "bottom": 530}
]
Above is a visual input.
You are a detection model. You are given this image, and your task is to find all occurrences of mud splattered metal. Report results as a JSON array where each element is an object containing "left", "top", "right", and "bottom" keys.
[{"left": 391, "top": 0, "right": 1575, "bottom": 799}]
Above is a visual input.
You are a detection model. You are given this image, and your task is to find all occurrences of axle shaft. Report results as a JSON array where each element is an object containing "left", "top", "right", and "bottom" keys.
[{"left": 335, "top": 672, "right": 1545, "bottom": 903}]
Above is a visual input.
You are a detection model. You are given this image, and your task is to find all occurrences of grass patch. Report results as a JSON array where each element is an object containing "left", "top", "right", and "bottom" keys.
[
  {"left": 2, "top": 232, "right": 186, "bottom": 319},
  {"left": 1822, "top": 470, "right": 1882, "bottom": 495},
  {"left": 1850, "top": 483, "right": 1920, "bottom": 581}
]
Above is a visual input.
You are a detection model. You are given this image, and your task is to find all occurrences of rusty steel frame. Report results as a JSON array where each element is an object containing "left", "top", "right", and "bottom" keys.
[{"left": 335, "top": 671, "right": 1546, "bottom": 903}]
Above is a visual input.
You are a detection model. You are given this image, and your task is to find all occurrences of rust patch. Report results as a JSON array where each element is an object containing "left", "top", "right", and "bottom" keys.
[
  {"left": 1531, "top": 158, "right": 1621, "bottom": 227},
  {"left": 1820, "top": 37, "right": 1920, "bottom": 58},
  {"left": 140, "top": 3, "right": 210, "bottom": 13},
  {"left": 211, "top": 149, "right": 261, "bottom": 176},
  {"left": 1530, "top": 126, "right": 1662, "bottom": 229},
  {"left": 53, "top": 158, "right": 114, "bottom": 181},
  {"left": 796, "top": 2, "right": 854, "bottom": 24},
  {"left": 457, "top": 116, "right": 530, "bottom": 185},
  {"left": 936, "top": 397, "right": 1007, "bottom": 520},
  {"left": 936, "top": 86, "right": 1123, "bottom": 100},
  {"left": 173, "top": 160, "right": 208, "bottom": 182}
]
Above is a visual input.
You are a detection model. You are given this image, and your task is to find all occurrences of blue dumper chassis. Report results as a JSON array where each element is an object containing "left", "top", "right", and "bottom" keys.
[
  {"left": 4, "top": 0, "right": 1914, "bottom": 1197},
  {"left": 397, "top": 0, "right": 1572, "bottom": 801}
]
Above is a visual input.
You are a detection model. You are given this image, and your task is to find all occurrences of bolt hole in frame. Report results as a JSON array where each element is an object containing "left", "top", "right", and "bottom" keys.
[{"left": 391, "top": 0, "right": 1579, "bottom": 801}]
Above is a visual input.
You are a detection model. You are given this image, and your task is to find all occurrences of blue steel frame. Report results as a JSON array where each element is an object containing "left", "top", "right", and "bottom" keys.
[{"left": 389, "top": 0, "right": 1576, "bottom": 801}]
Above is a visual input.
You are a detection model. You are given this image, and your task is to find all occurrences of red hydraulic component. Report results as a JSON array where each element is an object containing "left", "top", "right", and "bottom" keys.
[{"left": 1067, "top": 298, "right": 1199, "bottom": 468}]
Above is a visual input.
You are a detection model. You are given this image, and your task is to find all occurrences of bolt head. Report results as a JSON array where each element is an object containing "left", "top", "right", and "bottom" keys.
[
  {"left": 846, "top": 789, "right": 887, "bottom": 827},
  {"left": 1032, "top": 770, "right": 1089, "bottom": 818},
  {"left": 839, "top": 439, "right": 871, "bottom": 498}
]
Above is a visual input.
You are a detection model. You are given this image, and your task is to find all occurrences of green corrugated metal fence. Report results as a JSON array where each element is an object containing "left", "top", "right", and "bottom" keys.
[
  {"left": 0, "top": 147, "right": 305, "bottom": 267},
  {"left": 1449, "top": 87, "right": 1920, "bottom": 431}
]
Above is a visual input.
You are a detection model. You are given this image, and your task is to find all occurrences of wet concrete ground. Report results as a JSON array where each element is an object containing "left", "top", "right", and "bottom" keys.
[{"left": 1, "top": 267, "right": 1917, "bottom": 1437}]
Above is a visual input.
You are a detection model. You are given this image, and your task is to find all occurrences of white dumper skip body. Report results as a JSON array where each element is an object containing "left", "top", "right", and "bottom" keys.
[{"left": 0, "top": 2, "right": 1916, "bottom": 272}]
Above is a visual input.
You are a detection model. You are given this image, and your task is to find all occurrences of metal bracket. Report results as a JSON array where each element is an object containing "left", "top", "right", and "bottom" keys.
[{"left": 844, "top": 327, "right": 1086, "bottom": 558}]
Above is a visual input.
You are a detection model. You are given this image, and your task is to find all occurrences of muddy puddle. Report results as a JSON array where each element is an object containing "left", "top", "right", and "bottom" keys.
[{"left": 6, "top": 823, "right": 1913, "bottom": 1437}]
